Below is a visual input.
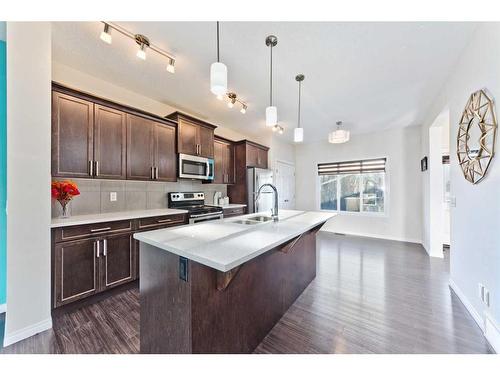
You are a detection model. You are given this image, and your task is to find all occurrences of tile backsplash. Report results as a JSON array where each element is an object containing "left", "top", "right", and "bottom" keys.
[{"left": 51, "top": 178, "right": 228, "bottom": 218}]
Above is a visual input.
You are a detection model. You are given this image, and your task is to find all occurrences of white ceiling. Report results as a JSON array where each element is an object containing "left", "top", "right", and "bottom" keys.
[{"left": 52, "top": 22, "right": 477, "bottom": 143}]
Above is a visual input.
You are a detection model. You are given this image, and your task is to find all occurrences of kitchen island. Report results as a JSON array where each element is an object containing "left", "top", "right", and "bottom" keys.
[{"left": 134, "top": 210, "right": 336, "bottom": 353}]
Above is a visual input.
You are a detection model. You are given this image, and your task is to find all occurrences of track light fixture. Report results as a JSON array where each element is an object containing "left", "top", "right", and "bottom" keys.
[
  {"left": 100, "top": 23, "right": 112, "bottom": 44},
  {"left": 219, "top": 92, "right": 248, "bottom": 114},
  {"left": 272, "top": 125, "right": 284, "bottom": 134},
  {"left": 99, "top": 22, "right": 176, "bottom": 73}
]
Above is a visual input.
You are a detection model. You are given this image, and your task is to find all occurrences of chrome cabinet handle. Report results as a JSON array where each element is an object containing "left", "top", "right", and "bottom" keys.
[
  {"left": 96, "top": 240, "right": 100, "bottom": 258},
  {"left": 155, "top": 167, "right": 159, "bottom": 180},
  {"left": 199, "top": 144, "right": 202, "bottom": 155},
  {"left": 94, "top": 161, "right": 99, "bottom": 177},
  {"left": 157, "top": 218, "right": 172, "bottom": 223},
  {"left": 151, "top": 166, "right": 154, "bottom": 179},
  {"left": 89, "top": 160, "right": 94, "bottom": 176},
  {"left": 90, "top": 227, "right": 111, "bottom": 232},
  {"left": 103, "top": 239, "right": 107, "bottom": 257}
]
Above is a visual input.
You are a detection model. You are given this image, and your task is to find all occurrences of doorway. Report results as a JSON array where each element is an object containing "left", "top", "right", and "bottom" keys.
[{"left": 274, "top": 161, "right": 295, "bottom": 210}]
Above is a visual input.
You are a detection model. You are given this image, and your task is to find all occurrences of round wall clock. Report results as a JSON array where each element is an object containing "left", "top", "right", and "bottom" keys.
[{"left": 457, "top": 89, "right": 497, "bottom": 184}]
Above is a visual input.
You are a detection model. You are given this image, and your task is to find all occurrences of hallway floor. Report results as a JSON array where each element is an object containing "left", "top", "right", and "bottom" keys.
[{"left": 0, "top": 233, "right": 492, "bottom": 354}]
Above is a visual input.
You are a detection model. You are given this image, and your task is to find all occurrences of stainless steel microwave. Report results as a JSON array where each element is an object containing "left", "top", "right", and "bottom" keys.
[{"left": 178, "top": 153, "right": 214, "bottom": 181}]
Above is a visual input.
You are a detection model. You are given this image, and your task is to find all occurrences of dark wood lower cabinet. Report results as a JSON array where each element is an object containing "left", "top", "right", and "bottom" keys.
[
  {"left": 140, "top": 224, "right": 321, "bottom": 354},
  {"left": 54, "top": 238, "right": 99, "bottom": 307},
  {"left": 52, "top": 214, "right": 187, "bottom": 309}
]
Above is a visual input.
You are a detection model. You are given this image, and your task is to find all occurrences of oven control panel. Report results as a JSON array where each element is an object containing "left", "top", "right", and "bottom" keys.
[{"left": 169, "top": 192, "right": 204, "bottom": 202}]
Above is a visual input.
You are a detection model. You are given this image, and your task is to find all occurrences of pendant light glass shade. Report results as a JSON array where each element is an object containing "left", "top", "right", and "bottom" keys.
[
  {"left": 266, "top": 106, "right": 278, "bottom": 127},
  {"left": 210, "top": 62, "right": 227, "bottom": 96},
  {"left": 294, "top": 127, "right": 304, "bottom": 143},
  {"left": 328, "top": 129, "right": 350, "bottom": 144}
]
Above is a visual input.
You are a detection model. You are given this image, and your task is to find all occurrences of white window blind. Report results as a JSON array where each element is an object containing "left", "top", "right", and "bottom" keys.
[{"left": 318, "top": 158, "right": 386, "bottom": 176}]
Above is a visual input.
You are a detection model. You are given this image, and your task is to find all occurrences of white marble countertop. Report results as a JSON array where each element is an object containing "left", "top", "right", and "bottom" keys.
[
  {"left": 51, "top": 208, "right": 188, "bottom": 228},
  {"left": 134, "top": 210, "right": 337, "bottom": 272},
  {"left": 220, "top": 204, "right": 247, "bottom": 209}
]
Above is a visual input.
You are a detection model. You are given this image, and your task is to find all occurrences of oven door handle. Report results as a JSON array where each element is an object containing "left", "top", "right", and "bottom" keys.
[{"left": 190, "top": 212, "right": 223, "bottom": 218}]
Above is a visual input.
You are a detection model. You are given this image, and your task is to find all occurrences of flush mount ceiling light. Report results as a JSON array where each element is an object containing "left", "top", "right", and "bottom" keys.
[
  {"left": 99, "top": 22, "right": 176, "bottom": 73},
  {"left": 100, "top": 23, "right": 112, "bottom": 44},
  {"left": 265, "top": 35, "right": 278, "bottom": 127},
  {"left": 210, "top": 22, "right": 228, "bottom": 96},
  {"left": 294, "top": 74, "right": 305, "bottom": 143},
  {"left": 328, "top": 121, "right": 350, "bottom": 144},
  {"left": 222, "top": 92, "right": 248, "bottom": 114}
]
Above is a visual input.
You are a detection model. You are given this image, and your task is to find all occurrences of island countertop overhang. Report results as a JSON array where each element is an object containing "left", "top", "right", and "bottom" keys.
[{"left": 133, "top": 210, "right": 337, "bottom": 272}]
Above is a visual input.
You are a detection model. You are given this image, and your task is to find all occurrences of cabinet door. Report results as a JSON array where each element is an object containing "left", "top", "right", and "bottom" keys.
[
  {"left": 225, "top": 143, "right": 235, "bottom": 184},
  {"left": 127, "top": 114, "right": 154, "bottom": 180},
  {"left": 246, "top": 145, "right": 259, "bottom": 167},
  {"left": 177, "top": 118, "right": 199, "bottom": 156},
  {"left": 54, "top": 238, "right": 99, "bottom": 307},
  {"left": 198, "top": 125, "right": 214, "bottom": 158},
  {"left": 153, "top": 122, "right": 177, "bottom": 182},
  {"left": 94, "top": 105, "right": 127, "bottom": 179},
  {"left": 52, "top": 92, "right": 94, "bottom": 178},
  {"left": 101, "top": 233, "right": 134, "bottom": 290},
  {"left": 257, "top": 148, "right": 268, "bottom": 169},
  {"left": 213, "top": 140, "right": 225, "bottom": 184}
]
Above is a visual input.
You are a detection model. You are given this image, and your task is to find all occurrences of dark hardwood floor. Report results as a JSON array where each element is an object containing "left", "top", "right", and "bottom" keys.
[{"left": 0, "top": 233, "right": 492, "bottom": 354}]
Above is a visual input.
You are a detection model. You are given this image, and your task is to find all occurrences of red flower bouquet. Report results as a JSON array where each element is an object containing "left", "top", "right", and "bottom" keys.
[{"left": 51, "top": 180, "right": 80, "bottom": 218}]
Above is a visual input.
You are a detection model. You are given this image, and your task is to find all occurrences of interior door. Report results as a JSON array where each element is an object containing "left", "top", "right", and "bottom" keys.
[
  {"left": 153, "top": 122, "right": 177, "bottom": 181},
  {"left": 54, "top": 238, "right": 99, "bottom": 307},
  {"left": 126, "top": 114, "right": 154, "bottom": 180},
  {"left": 52, "top": 91, "right": 94, "bottom": 178},
  {"left": 275, "top": 161, "right": 296, "bottom": 209},
  {"left": 94, "top": 105, "right": 127, "bottom": 179},
  {"left": 178, "top": 118, "right": 198, "bottom": 156},
  {"left": 101, "top": 233, "right": 134, "bottom": 290}
]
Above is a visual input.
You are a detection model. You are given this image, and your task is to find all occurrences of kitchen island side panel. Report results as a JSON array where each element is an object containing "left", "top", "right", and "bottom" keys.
[{"left": 139, "top": 242, "right": 192, "bottom": 354}]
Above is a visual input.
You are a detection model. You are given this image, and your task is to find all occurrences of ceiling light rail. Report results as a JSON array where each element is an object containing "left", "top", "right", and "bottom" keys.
[
  {"left": 218, "top": 92, "right": 248, "bottom": 114},
  {"left": 100, "top": 22, "right": 176, "bottom": 73}
]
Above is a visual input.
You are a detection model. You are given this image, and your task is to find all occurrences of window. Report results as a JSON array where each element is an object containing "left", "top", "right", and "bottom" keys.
[{"left": 318, "top": 158, "right": 386, "bottom": 214}]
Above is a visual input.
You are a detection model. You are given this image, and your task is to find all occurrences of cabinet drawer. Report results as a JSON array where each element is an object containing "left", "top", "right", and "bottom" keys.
[
  {"left": 223, "top": 207, "right": 245, "bottom": 218},
  {"left": 55, "top": 220, "right": 133, "bottom": 243},
  {"left": 137, "top": 214, "right": 186, "bottom": 230}
]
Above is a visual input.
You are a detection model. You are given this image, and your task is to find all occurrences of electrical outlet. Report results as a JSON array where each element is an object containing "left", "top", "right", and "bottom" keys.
[{"left": 110, "top": 192, "right": 117, "bottom": 202}]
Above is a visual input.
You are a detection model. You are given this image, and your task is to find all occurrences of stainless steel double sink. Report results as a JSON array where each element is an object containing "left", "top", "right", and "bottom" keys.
[{"left": 230, "top": 215, "right": 274, "bottom": 225}]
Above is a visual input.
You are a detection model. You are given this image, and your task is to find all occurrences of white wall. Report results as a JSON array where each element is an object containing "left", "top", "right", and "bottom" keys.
[
  {"left": 295, "top": 125, "right": 422, "bottom": 243},
  {"left": 4, "top": 22, "right": 52, "bottom": 346},
  {"left": 420, "top": 23, "right": 500, "bottom": 337}
]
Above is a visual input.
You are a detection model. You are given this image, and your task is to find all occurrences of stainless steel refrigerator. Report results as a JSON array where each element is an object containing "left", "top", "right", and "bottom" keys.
[{"left": 247, "top": 167, "right": 274, "bottom": 214}]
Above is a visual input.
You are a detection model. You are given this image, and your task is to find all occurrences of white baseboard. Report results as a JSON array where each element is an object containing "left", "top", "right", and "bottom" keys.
[
  {"left": 484, "top": 314, "right": 500, "bottom": 353},
  {"left": 3, "top": 318, "right": 52, "bottom": 347},
  {"left": 0, "top": 304, "right": 6, "bottom": 314},
  {"left": 449, "top": 279, "right": 484, "bottom": 331},
  {"left": 320, "top": 228, "right": 422, "bottom": 245}
]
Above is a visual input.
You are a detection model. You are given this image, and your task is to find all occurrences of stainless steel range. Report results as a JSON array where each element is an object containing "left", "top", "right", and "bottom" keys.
[{"left": 168, "top": 192, "right": 223, "bottom": 224}]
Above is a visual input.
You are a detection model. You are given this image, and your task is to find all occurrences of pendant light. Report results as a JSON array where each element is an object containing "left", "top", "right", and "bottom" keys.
[
  {"left": 328, "top": 121, "right": 350, "bottom": 144},
  {"left": 294, "top": 74, "right": 305, "bottom": 142},
  {"left": 210, "top": 22, "right": 228, "bottom": 96},
  {"left": 265, "top": 35, "right": 278, "bottom": 127}
]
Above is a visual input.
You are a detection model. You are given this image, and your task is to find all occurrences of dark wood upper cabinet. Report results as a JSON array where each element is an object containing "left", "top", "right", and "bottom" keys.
[
  {"left": 246, "top": 143, "right": 268, "bottom": 169},
  {"left": 94, "top": 105, "right": 127, "bottom": 179},
  {"left": 153, "top": 122, "right": 177, "bottom": 182},
  {"left": 52, "top": 92, "right": 94, "bottom": 178},
  {"left": 214, "top": 137, "right": 235, "bottom": 184},
  {"left": 167, "top": 112, "right": 217, "bottom": 159},
  {"left": 177, "top": 117, "right": 199, "bottom": 156},
  {"left": 198, "top": 125, "right": 214, "bottom": 158},
  {"left": 52, "top": 84, "right": 178, "bottom": 182},
  {"left": 126, "top": 114, "right": 155, "bottom": 180}
]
